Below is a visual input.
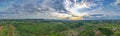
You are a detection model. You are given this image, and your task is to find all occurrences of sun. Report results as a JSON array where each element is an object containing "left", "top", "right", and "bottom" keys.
[{"left": 68, "top": 16, "right": 83, "bottom": 20}]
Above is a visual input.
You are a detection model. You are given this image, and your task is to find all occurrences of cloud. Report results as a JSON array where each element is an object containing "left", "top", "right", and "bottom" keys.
[
  {"left": 63, "top": 0, "right": 104, "bottom": 20},
  {"left": 0, "top": 0, "right": 119, "bottom": 20},
  {"left": 115, "top": 0, "right": 120, "bottom": 6},
  {"left": 7, "top": 0, "right": 104, "bottom": 20},
  {"left": 52, "top": 12, "right": 71, "bottom": 19},
  {"left": 52, "top": 12, "right": 83, "bottom": 20}
]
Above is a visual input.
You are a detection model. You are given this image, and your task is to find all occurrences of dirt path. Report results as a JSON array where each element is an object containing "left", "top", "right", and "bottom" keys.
[
  {"left": 0, "top": 26, "right": 4, "bottom": 36},
  {"left": 7, "top": 25, "right": 16, "bottom": 36}
]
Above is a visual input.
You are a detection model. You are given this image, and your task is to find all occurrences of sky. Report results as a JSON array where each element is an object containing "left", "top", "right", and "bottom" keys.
[{"left": 0, "top": 0, "right": 120, "bottom": 20}]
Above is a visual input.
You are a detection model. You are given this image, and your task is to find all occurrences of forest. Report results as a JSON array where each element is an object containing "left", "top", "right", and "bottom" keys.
[{"left": 0, "top": 19, "right": 120, "bottom": 36}]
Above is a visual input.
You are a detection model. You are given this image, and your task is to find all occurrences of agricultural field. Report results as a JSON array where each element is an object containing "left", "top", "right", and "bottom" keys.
[{"left": 0, "top": 19, "right": 120, "bottom": 36}]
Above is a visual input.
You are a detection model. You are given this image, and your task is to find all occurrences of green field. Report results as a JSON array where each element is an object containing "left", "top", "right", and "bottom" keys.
[{"left": 0, "top": 19, "right": 120, "bottom": 36}]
